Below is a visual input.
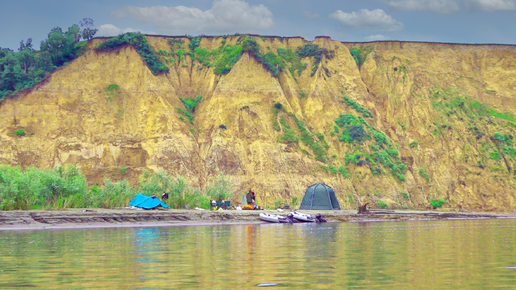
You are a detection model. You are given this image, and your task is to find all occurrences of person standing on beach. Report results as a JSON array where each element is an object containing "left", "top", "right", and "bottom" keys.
[{"left": 246, "top": 189, "right": 255, "bottom": 206}]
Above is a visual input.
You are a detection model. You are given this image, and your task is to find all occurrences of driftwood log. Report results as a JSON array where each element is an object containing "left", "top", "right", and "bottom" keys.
[{"left": 357, "top": 203, "right": 369, "bottom": 214}]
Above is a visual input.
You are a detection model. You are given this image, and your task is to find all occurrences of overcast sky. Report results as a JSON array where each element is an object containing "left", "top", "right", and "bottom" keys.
[{"left": 1, "top": 0, "right": 516, "bottom": 50}]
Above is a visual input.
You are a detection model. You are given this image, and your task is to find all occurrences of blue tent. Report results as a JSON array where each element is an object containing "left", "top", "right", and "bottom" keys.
[{"left": 129, "top": 194, "right": 171, "bottom": 209}]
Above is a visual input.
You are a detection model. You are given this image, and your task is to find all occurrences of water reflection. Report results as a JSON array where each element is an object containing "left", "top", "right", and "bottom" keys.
[{"left": 0, "top": 220, "right": 515, "bottom": 289}]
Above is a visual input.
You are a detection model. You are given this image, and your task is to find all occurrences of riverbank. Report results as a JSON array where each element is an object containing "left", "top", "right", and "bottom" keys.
[{"left": 1, "top": 208, "right": 516, "bottom": 231}]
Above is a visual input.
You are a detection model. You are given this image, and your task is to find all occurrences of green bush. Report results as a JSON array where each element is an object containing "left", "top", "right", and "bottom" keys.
[
  {"left": 295, "top": 43, "right": 331, "bottom": 76},
  {"left": 205, "top": 173, "right": 233, "bottom": 201},
  {"left": 95, "top": 33, "right": 169, "bottom": 75},
  {"left": 335, "top": 113, "right": 360, "bottom": 128},
  {"left": 179, "top": 96, "right": 202, "bottom": 123},
  {"left": 494, "top": 132, "right": 506, "bottom": 142},
  {"left": 274, "top": 199, "right": 284, "bottom": 209},
  {"left": 15, "top": 130, "right": 26, "bottom": 137},
  {"left": 349, "top": 46, "right": 373, "bottom": 66},
  {"left": 242, "top": 38, "right": 285, "bottom": 77},
  {"left": 291, "top": 196, "right": 299, "bottom": 208},
  {"left": 212, "top": 45, "right": 243, "bottom": 75},
  {"left": 0, "top": 165, "right": 222, "bottom": 210},
  {"left": 409, "top": 141, "right": 419, "bottom": 148},
  {"left": 430, "top": 198, "right": 446, "bottom": 209},
  {"left": 188, "top": 36, "right": 201, "bottom": 51},
  {"left": 343, "top": 96, "right": 373, "bottom": 118},
  {"left": 338, "top": 166, "right": 350, "bottom": 178},
  {"left": 418, "top": 168, "right": 430, "bottom": 182},
  {"left": 377, "top": 201, "right": 388, "bottom": 209},
  {"left": 277, "top": 47, "right": 307, "bottom": 77},
  {"left": 0, "top": 165, "right": 88, "bottom": 210}
]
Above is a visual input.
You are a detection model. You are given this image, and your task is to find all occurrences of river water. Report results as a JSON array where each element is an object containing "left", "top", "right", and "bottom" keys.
[{"left": 1, "top": 219, "right": 516, "bottom": 289}]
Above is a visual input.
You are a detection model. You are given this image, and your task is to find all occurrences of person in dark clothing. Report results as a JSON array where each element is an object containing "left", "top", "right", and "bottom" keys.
[{"left": 246, "top": 189, "right": 255, "bottom": 206}]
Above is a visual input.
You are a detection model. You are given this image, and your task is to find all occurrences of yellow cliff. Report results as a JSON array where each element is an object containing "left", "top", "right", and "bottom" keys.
[{"left": 1, "top": 35, "right": 516, "bottom": 211}]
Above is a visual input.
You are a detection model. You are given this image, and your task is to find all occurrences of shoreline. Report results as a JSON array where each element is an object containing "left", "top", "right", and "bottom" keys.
[{"left": 1, "top": 208, "right": 516, "bottom": 231}]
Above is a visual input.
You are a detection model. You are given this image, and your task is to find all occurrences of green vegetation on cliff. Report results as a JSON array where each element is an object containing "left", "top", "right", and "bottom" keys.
[
  {"left": 95, "top": 33, "right": 169, "bottom": 75},
  {"left": 335, "top": 96, "right": 408, "bottom": 182},
  {"left": 160, "top": 35, "right": 334, "bottom": 78}
]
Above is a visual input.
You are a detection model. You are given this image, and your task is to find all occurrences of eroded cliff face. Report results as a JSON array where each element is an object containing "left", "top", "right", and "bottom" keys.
[{"left": 1, "top": 35, "right": 516, "bottom": 211}]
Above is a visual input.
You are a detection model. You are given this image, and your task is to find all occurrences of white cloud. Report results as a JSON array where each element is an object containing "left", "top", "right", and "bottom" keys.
[
  {"left": 364, "top": 34, "right": 390, "bottom": 41},
  {"left": 109, "top": 0, "right": 274, "bottom": 34},
  {"left": 378, "top": 0, "right": 462, "bottom": 14},
  {"left": 362, "top": 0, "right": 516, "bottom": 13},
  {"left": 465, "top": 0, "right": 516, "bottom": 11},
  {"left": 96, "top": 24, "right": 156, "bottom": 37},
  {"left": 303, "top": 10, "right": 320, "bottom": 19},
  {"left": 329, "top": 9, "right": 404, "bottom": 33}
]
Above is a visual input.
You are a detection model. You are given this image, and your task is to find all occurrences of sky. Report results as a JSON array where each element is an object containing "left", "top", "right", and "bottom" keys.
[{"left": 1, "top": 0, "right": 516, "bottom": 50}]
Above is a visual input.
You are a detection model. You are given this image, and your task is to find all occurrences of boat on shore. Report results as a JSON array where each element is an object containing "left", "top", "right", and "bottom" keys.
[
  {"left": 259, "top": 213, "right": 298, "bottom": 223},
  {"left": 292, "top": 211, "right": 315, "bottom": 222}
]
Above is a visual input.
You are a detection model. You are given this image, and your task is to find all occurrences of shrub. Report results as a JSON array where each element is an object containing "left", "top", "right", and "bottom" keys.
[
  {"left": 343, "top": 96, "right": 373, "bottom": 118},
  {"left": 377, "top": 201, "right": 388, "bottom": 209},
  {"left": 409, "top": 141, "right": 419, "bottom": 148},
  {"left": 219, "top": 124, "right": 227, "bottom": 130},
  {"left": 188, "top": 36, "right": 201, "bottom": 51},
  {"left": 430, "top": 198, "right": 446, "bottom": 209},
  {"left": 179, "top": 96, "right": 202, "bottom": 122},
  {"left": 494, "top": 132, "right": 506, "bottom": 142},
  {"left": 0, "top": 165, "right": 88, "bottom": 210},
  {"left": 329, "top": 165, "right": 337, "bottom": 174},
  {"left": 340, "top": 125, "right": 368, "bottom": 143},
  {"left": 338, "top": 166, "right": 350, "bottom": 178},
  {"left": 291, "top": 196, "right": 299, "bottom": 208},
  {"left": 211, "top": 44, "right": 243, "bottom": 74},
  {"left": 418, "top": 168, "right": 430, "bottom": 182},
  {"left": 95, "top": 33, "right": 169, "bottom": 75},
  {"left": 295, "top": 43, "right": 329, "bottom": 76},
  {"left": 349, "top": 46, "right": 373, "bottom": 66},
  {"left": 335, "top": 114, "right": 360, "bottom": 128},
  {"left": 205, "top": 173, "right": 233, "bottom": 201},
  {"left": 105, "top": 84, "right": 120, "bottom": 92},
  {"left": 373, "top": 132, "right": 387, "bottom": 144},
  {"left": 15, "top": 130, "right": 26, "bottom": 137},
  {"left": 274, "top": 102, "right": 283, "bottom": 110},
  {"left": 401, "top": 192, "right": 410, "bottom": 199},
  {"left": 490, "top": 151, "right": 501, "bottom": 161},
  {"left": 274, "top": 199, "right": 284, "bottom": 209}
]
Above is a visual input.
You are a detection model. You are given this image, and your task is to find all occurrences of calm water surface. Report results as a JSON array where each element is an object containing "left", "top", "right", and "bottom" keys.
[{"left": 1, "top": 219, "right": 516, "bottom": 289}]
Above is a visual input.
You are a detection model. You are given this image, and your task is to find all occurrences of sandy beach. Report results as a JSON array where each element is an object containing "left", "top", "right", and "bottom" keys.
[{"left": 1, "top": 208, "right": 516, "bottom": 231}]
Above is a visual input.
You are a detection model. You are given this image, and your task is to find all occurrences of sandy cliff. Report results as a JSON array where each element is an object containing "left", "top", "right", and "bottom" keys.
[{"left": 1, "top": 35, "right": 516, "bottom": 211}]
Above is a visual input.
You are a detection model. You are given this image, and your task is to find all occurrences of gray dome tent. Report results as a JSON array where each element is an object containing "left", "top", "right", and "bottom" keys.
[{"left": 299, "top": 182, "right": 340, "bottom": 210}]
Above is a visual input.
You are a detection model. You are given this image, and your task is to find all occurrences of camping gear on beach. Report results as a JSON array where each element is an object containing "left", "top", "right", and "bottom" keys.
[
  {"left": 242, "top": 204, "right": 254, "bottom": 210},
  {"left": 299, "top": 182, "right": 340, "bottom": 210},
  {"left": 129, "top": 194, "right": 171, "bottom": 210}
]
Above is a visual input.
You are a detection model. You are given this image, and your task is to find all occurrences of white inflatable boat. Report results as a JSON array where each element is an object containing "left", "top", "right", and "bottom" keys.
[
  {"left": 259, "top": 213, "right": 282, "bottom": 223},
  {"left": 292, "top": 211, "right": 316, "bottom": 222}
]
